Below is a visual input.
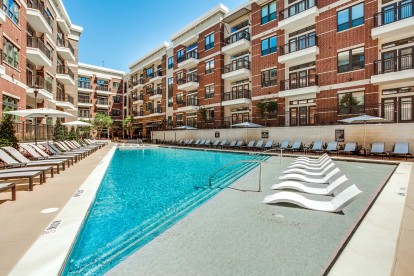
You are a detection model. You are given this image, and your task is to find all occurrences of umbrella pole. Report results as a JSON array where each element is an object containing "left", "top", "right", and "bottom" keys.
[
  {"left": 364, "top": 121, "right": 366, "bottom": 154},
  {"left": 35, "top": 118, "right": 38, "bottom": 145},
  {"left": 45, "top": 116, "right": 49, "bottom": 146}
]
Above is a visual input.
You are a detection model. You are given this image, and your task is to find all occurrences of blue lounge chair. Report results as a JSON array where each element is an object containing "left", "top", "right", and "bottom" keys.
[
  {"left": 390, "top": 142, "right": 411, "bottom": 160},
  {"left": 308, "top": 140, "right": 323, "bottom": 155}
]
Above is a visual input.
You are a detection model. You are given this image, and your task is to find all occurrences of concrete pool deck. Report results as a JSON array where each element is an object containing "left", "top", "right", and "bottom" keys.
[{"left": 0, "top": 146, "right": 413, "bottom": 275}]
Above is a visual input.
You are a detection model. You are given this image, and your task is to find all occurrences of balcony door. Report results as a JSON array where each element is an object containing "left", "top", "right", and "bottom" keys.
[
  {"left": 382, "top": 98, "right": 396, "bottom": 122},
  {"left": 399, "top": 46, "right": 413, "bottom": 70},
  {"left": 232, "top": 83, "right": 249, "bottom": 99},
  {"left": 231, "top": 112, "right": 249, "bottom": 124},
  {"left": 381, "top": 50, "right": 397, "bottom": 73},
  {"left": 289, "top": 106, "right": 316, "bottom": 126},
  {"left": 382, "top": 3, "right": 397, "bottom": 25}
]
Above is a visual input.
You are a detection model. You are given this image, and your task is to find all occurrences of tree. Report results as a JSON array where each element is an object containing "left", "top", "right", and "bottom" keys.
[
  {"left": 0, "top": 114, "right": 18, "bottom": 148},
  {"left": 93, "top": 113, "right": 113, "bottom": 138},
  {"left": 79, "top": 119, "right": 92, "bottom": 139},
  {"left": 68, "top": 126, "right": 76, "bottom": 140},
  {"left": 198, "top": 107, "right": 207, "bottom": 123},
  {"left": 256, "top": 101, "right": 278, "bottom": 126},
  {"left": 123, "top": 115, "right": 133, "bottom": 138},
  {"left": 53, "top": 118, "right": 66, "bottom": 141}
]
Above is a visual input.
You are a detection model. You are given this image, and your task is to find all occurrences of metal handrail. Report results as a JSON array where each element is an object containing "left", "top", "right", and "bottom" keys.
[
  {"left": 208, "top": 159, "right": 269, "bottom": 192},
  {"left": 251, "top": 148, "right": 284, "bottom": 164}
]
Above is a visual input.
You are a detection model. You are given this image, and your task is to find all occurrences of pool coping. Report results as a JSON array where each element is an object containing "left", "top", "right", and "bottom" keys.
[{"left": 9, "top": 146, "right": 117, "bottom": 276}]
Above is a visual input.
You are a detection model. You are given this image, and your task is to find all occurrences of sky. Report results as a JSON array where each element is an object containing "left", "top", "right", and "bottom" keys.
[{"left": 63, "top": 0, "right": 247, "bottom": 72}]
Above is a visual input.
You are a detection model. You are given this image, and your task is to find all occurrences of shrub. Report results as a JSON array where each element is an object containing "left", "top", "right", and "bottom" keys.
[
  {"left": 53, "top": 118, "right": 66, "bottom": 141},
  {"left": 0, "top": 115, "right": 18, "bottom": 148}
]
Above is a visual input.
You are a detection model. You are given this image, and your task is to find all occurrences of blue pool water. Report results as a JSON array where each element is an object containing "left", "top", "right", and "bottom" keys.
[{"left": 63, "top": 148, "right": 267, "bottom": 275}]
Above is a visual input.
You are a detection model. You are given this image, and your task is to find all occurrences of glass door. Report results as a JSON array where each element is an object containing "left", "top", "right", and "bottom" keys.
[
  {"left": 298, "top": 70, "right": 308, "bottom": 88},
  {"left": 382, "top": 98, "right": 396, "bottom": 122},
  {"left": 400, "top": 0, "right": 413, "bottom": 20},
  {"left": 399, "top": 97, "right": 413, "bottom": 121},
  {"left": 382, "top": 3, "right": 397, "bottom": 25},
  {"left": 382, "top": 50, "right": 397, "bottom": 73},
  {"left": 289, "top": 107, "right": 298, "bottom": 126},
  {"left": 289, "top": 72, "right": 297, "bottom": 89},
  {"left": 399, "top": 46, "right": 413, "bottom": 70}
]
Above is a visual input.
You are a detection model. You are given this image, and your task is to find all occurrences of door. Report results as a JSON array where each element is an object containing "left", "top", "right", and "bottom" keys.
[
  {"left": 382, "top": 50, "right": 397, "bottom": 73},
  {"left": 231, "top": 86, "right": 238, "bottom": 100},
  {"left": 299, "top": 106, "right": 308, "bottom": 125},
  {"left": 400, "top": 0, "right": 413, "bottom": 20},
  {"left": 399, "top": 46, "right": 413, "bottom": 70},
  {"left": 289, "top": 107, "right": 298, "bottom": 126},
  {"left": 382, "top": 3, "right": 397, "bottom": 25},
  {"left": 382, "top": 98, "right": 397, "bottom": 122},
  {"left": 289, "top": 72, "right": 298, "bottom": 89},
  {"left": 399, "top": 97, "right": 413, "bottom": 121},
  {"left": 298, "top": 70, "right": 308, "bottom": 88}
]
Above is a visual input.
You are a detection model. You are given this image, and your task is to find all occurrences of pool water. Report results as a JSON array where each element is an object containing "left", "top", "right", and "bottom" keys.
[{"left": 63, "top": 148, "right": 267, "bottom": 275}]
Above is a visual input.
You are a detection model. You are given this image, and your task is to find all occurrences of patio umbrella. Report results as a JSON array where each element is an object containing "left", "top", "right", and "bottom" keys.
[
  {"left": 5, "top": 108, "right": 74, "bottom": 145},
  {"left": 231, "top": 122, "right": 263, "bottom": 141},
  {"left": 62, "top": 120, "right": 93, "bottom": 141},
  {"left": 338, "top": 115, "right": 391, "bottom": 148}
]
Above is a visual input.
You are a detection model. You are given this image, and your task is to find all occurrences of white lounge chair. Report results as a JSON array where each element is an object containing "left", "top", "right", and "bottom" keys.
[
  {"left": 277, "top": 167, "right": 341, "bottom": 184},
  {"left": 292, "top": 154, "right": 330, "bottom": 165},
  {"left": 262, "top": 184, "right": 362, "bottom": 213},
  {"left": 282, "top": 162, "right": 336, "bottom": 177},
  {"left": 271, "top": 175, "right": 349, "bottom": 195},
  {"left": 296, "top": 153, "right": 328, "bottom": 162}
]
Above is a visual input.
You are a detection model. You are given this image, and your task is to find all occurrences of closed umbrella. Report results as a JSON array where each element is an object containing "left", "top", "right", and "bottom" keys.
[
  {"left": 6, "top": 108, "right": 74, "bottom": 145},
  {"left": 62, "top": 120, "right": 93, "bottom": 140},
  {"left": 338, "top": 115, "right": 391, "bottom": 149},
  {"left": 231, "top": 122, "right": 263, "bottom": 141}
]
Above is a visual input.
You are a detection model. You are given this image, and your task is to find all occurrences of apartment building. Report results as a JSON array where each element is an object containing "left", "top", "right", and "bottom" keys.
[
  {"left": 0, "top": 0, "right": 82, "bottom": 121},
  {"left": 124, "top": 0, "right": 414, "bottom": 137},
  {"left": 128, "top": 42, "right": 168, "bottom": 138},
  {"left": 77, "top": 63, "right": 124, "bottom": 138}
]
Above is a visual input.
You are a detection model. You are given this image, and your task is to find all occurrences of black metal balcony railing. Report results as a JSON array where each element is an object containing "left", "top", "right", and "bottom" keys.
[
  {"left": 146, "top": 72, "right": 154, "bottom": 79},
  {"left": 78, "top": 82, "right": 91, "bottom": 89},
  {"left": 56, "top": 65, "right": 75, "bottom": 80},
  {"left": 374, "top": 1, "right": 414, "bottom": 27},
  {"left": 56, "top": 37, "right": 75, "bottom": 55},
  {"left": 280, "top": 34, "right": 317, "bottom": 55},
  {"left": 133, "top": 110, "right": 144, "bottom": 117},
  {"left": 374, "top": 53, "right": 414, "bottom": 75},
  {"left": 177, "top": 74, "right": 199, "bottom": 85},
  {"left": 153, "top": 88, "right": 163, "bottom": 96},
  {"left": 177, "top": 51, "right": 199, "bottom": 63},
  {"left": 27, "top": 0, "right": 52, "bottom": 27},
  {"left": 223, "top": 58, "right": 250, "bottom": 74},
  {"left": 78, "top": 96, "right": 91, "bottom": 104},
  {"left": 132, "top": 79, "right": 144, "bottom": 86},
  {"left": 262, "top": 79, "right": 277, "bottom": 87},
  {"left": 222, "top": 89, "right": 251, "bottom": 101},
  {"left": 27, "top": 35, "right": 52, "bottom": 61},
  {"left": 280, "top": 74, "right": 318, "bottom": 91},
  {"left": 186, "top": 98, "right": 199, "bottom": 106},
  {"left": 151, "top": 107, "right": 163, "bottom": 114},
  {"left": 97, "top": 98, "right": 109, "bottom": 105},
  {"left": 225, "top": 30, "right": 251, "bottom": 45},
  {"left": 96, "top": 85, "right": 109, "bottom": 91},
  {"left": 56, "top": 92, "right": 74, "bottom": 104},
  {"left": 152, "top": 70, "right": 163, "bottom": 78},
  {"left": 146, "top": 87, "right": 154, "bottom": 95},
  {"left": 280, "top": 0, "right": 317, "bottom": 21},
  {"left": 26, "top": 75, "right": 53, "bottom": 93}
]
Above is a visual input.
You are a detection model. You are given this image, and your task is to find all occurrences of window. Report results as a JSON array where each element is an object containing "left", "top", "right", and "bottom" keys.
[
  {"left": 261, "top": 36, "right": 277, "bottom": 56},
  {"left": 205, "top": 85, "right": 214, "bottom": 99},
  {"left": 177, "top": 49, "right": 184, "bottom": 63},
  {"left": 78, "top": 108, "right": 90, "bottom": 118},
  {"left": 176, "top": 72, "right": 183, "bottom": 83},
  {"left": 2, "top": 95, "right": 18, "bottom": 118},
  {"left": 78, "top": 77, "right": 90, "bottom": 89},
  {"left": 261, "top": 69, "right": 277, "bottom": 87},
  {"left": 5, "top": 0, "right": 20, "bottom": 24},
  {"left": 205, "top": 60, "right": 214, "bottom": 74},
  {"left": 113, "top": 96, "right": 120, "bottom": 103},
  {"left": 205, "top": 33, "right": 214, "bottom": 50},
  {"left": 337, "top": 3, "right": 364, "bottom": 32},
  {"left": 146, "top": 67, "right": 153, "bottom": 78},
  {"left": 112, "top": 82, "right": 120, "bottom": 89},
  {"left": 3, "top": 39, "right": 19, "bottom": 68},
  {"left": 338, "top": 91, "right": 365, "bottom": 114},
  {"left": 261, "top": 1, "right": 277, "bottom": 24},
  {"left": 176, "top": 114, "right": 183, "bottom": 125},
  {"left": 146, "top": 102, "right": 153, "bottom": 111},
  {"left": 337, "top": 47, "right": 365, "bottom": 73},
  {"left": 112, "top": 109, "right": 121, "bottom": 116},
  {"left": 168, "top": 56, "right": 174, "bottom": 69}
]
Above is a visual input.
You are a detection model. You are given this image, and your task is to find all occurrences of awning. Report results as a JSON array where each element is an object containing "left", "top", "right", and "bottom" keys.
[{"left": 223, "top": 7, "right": 251, "bottom": 23}]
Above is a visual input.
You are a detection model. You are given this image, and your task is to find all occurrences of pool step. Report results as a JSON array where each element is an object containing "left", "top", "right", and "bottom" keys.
[{"left": 67, "top": 156, "right": 269, "bottom": 275}]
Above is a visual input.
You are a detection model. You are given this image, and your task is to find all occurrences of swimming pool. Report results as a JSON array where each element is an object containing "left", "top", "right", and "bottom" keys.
[{"left": 63, "top": 147, "right": 268, "bottom": 275}]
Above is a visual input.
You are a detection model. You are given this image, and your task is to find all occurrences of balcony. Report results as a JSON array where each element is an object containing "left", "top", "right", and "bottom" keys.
[
  {"left": 26, "top": 35, "right": 52, "bottom": 67},
  {"left": 78, "top": 82, "right": 93, "bottom": 93},
  {"left": 0, "top": 3, "right": 5, "bottom": 24},
  {"left": 149, "top": 88, "right": 163, "bottom": 100},
  {"left": 132, "top": 93, "right": 144, "bottom": 104},
  {"left": 132, "top": 78, "right": 144, "bottom": 89},
  {"left": 26, "top": 75, "right": 53, "bottom": 100},
  {"left": 56, "top": 38, "right": 75, "bottom": 62},
  {"left": 279, "top": 34, "right": 318, "bottom": 64},
  {"left": 177, "top": 74, "right": 199, "bottom": 91},
  {"left": 279, "top": 74, "right": 319, "bottom": 97},
  {"left": 77, "top": 96, "right": 93, "bottom": 107},
  {"left": 148, "top": 70, "right": 163, "bottom": 83},
  {"left": 372, "top": 1, "right": 414, "bottom": 42},
  {"left": 279, "top": 0, "right": 319, "bottom": 30},
  {"left": 96, "top": 98, "right": 110, "bottom": 109},
  {"left": 222, "top": 30, "right": 251, "bottom": 56},
  {"left": 57, "top": 18, "right": 71, "bottom": 34},
  {"left": 55, "top": 91, "right": 75, "bottom": 110},
  {"left": 222, "top": 58, "right": 251, "bottom": 81},
  {"left": 222, "top": 89, "right": 252, "bottom": 107},
  {"left": 150, "top": 107, "right": 163, "bottom": 115},
  {"left": 371, "top": 54, "right": 414, "bottom": 85},
  {"left": 177, "top": 51, "right": 199, "bottom": 69},
  {"left": 177, "top": 98, "right": 199, "bottom": 112},
  {"left": 56, "top": 66, "right": 75, "bottom": 85},
  {"left": 27, "top": 0, "right": 53, "bottom": 35},
  {"left": 133, "top": 110, "right": 144, "bottom": 118},
  {"left": 145, "top": 87, "right": 154, "bottom": 96}
]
